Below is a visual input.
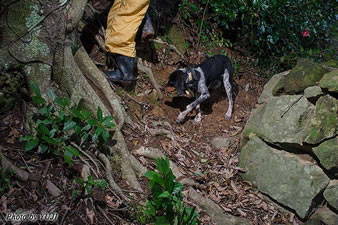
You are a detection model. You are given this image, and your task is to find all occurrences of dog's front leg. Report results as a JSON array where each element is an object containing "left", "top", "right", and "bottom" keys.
[
  {"left": 223, "top": 71, "right": 233, "bottom": 120},
  {"left": 176, "top": 92, "right": 210, "bottom": 123}
]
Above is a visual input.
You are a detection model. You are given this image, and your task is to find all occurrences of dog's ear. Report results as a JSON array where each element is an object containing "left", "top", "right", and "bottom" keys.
[{"left": 167, "top": 70, "right": 179, "bottom": 87}]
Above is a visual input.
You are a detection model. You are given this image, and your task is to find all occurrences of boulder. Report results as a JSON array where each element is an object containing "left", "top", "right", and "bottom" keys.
[
  {"left": 240, "top": 95, "right": 314, "bottom": 149},
  {"left": 313, "top": 138, "right": 338, "bottom": 176},
  {"left": 210, "top": 137, "right": 235, "bottom": 149},
  {"left": 304, "top": 86, "right": 323, "bottom": 101},
  {"left": 319, "top": 69, "right": 338, "bottom": 93},
  {"left": 305, "top": 207, "right": 338, "bottom": 225},
  {"left": 239, "top": 136, "right": 329, "bottom": 219},
  {"left": 303, "top": 95, "right": 338, "bottom": 144},
  {"left": 258, "top": 70, "right": 289, "bottom": 104},
  {"left": 323, "top": 180, "right": 338, "bottom": 210},
  {"left": 272, "top": 59, "right": 329, "bottom": 96}
]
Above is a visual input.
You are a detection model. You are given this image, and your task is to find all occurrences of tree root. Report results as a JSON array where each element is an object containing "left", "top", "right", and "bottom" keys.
[
  {"left": 137, "top": 58, "right": 163, "bottom": 100},
  {"left": 0, "top": 147, "right": 29, "bottom": 181},
  {"left": 81, "top": 165, "right": 95, "bottom": 224},
  {"left": 135, "top": 146, "right": 183, "bottom": 178},
  {"left": 66, "top": 0, "right": 88, "bottom": 33},
  {"left": 74, "top": 46, "right": 126, "bottom": 129},
  {"left": 188, "top": 187, "right": 250, "bottom": 225},
  {"left": 113, "top": 132, "right": 143, "bottom": 192},
  {"left": 97, "top": 153, "right": 127, "bottom": 200}
]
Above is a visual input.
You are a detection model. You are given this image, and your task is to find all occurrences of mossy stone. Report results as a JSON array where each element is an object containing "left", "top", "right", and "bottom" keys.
[
  {"left": 319, "top": 69, "right": 338, "bottom": 93},
  {"left": 272, "top": 58, "right": 329, "bottom": 96}
]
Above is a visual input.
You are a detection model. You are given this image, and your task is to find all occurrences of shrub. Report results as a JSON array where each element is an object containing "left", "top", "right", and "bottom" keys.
[
  {"left": 20, "top": 81, "right": 115, "bottom": 166},
  {"left": 181, "top": 0, "right": 337, "bottom": 73},
  {"left": 138, "top": 157, "right": 199, "bottom": 225}
]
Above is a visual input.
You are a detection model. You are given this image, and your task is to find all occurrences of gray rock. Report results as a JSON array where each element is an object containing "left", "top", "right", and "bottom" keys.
[
  {"left": 272, "top": 58, "right": 329, "bottom": 96},
  {"left": 305, "top": 206, "right": 338, "bottom": 225},
  {"left": 319, "top": 69, "right": 338, "bottom": 93},
  {"left": 210, "top": 137, "right": 235, "bottom": 149},
  {"left": 313, "top": 138, "right": 338, "bottom": 176},
  {"left": 304, "top": 86, "right": 323, "bottom": 101},
  {"left": 239, "top": 136, "right": 329, "bottom": 219},
  {"left": 303, "top": 95, "right": 338, "bottom": 144},
  {"left": 258, "top": 70, "right": 290, "bottom": 104},
  {"left": 240, "top": 95, "right": 314, "bottom": 149},
  {"left": 323, "top": 180, "right": 338, "bottom": 210}
]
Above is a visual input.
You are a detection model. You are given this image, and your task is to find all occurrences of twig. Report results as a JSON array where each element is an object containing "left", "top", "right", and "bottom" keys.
[
  {"left": 196, "top": 0, "right": 210, "bottom": 59},
  {"left": 149, "top": 38, "right": 184, "bottom": 58},
  {"left": 137, "top": 58, "right": 163, "bottom": 100},
  {"left": 280, "top": 95, "right": 303, "bottom": 118},
  {"left": 71, "top": 142, "right": 100, "bottom": 176},
  {"left": 42, "top": 161, "right": 51, "bottom": 178},
  {"left": 97, "top": 153, "right": 127, "bottom": 200},
  {"left": 97, "top": 205, "right": 115, "bottom": 225}
]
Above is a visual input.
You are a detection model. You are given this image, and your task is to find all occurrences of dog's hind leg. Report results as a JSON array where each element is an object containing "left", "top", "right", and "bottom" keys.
[{"left": 223, "top": 69, "right": 233, "bottom": 120}]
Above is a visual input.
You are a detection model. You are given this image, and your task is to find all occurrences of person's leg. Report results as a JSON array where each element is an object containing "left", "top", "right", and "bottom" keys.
[{"left": 104, "top": 0, "right": 150, "bottom": 83}]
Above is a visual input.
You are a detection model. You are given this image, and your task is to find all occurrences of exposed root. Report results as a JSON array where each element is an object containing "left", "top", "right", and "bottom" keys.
[
  {"left": 188, "top": 187, "right": 250, "bottom": 225},
  {"left": 137, "top": 58, "right": 163, "bottom": 100},
  {"left": 66, "top": 0, "right": 88, "bottom": 33},
  {"left": 0, "top": 147, "right": 29, "bottom": 181},
  {"left": 98, "top": 153, "right": 127, "bottom": 200},
  {"left": 81, "top": 165, "right": 95, "bottom": 224},
  {"left": 130, "top": 154, "right": 148, "bottom": 177},
  {"left": 46, "top": 179, "right": 62, "bottom": 197},
  {"left": 113, "top": 132, "right": 143, "bottom": 192},
  {"left": 74, "top": 46, "right": 126, "bottom": 129},
  {"left": 135, "top": 146, "right": 183, "bottom": 178},
  {"left": 71, "top": 142, "right": 100, "bottom": 177}
]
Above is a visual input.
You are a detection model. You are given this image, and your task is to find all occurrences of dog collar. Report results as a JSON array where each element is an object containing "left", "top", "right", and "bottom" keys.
[{"left": 188, "top": 72, "right": 193, "bottom": 81}]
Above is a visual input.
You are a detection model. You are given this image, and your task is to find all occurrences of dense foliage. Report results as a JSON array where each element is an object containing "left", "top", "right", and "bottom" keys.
[
  {"left": 21, "top": 81, "right": 115, "bottom": 166},
  {"left": 181, "top": 0, "right": 337, "bottom": 73},
  {"left": 138, "top": 158, "right": 199, "bottom": 225}
]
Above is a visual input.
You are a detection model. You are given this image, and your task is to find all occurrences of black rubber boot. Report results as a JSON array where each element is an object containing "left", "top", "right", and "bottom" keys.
[
  {"left": 141, "top": 12, "right": 154, "bottom": 41},
  {"left": 104, "top": 55, "right": 137, "bottom": 83}
]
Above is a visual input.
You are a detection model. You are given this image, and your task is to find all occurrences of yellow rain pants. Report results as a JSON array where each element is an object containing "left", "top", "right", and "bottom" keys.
[{"left": 105, "top": 0, "right": 150, "bottom": 57}]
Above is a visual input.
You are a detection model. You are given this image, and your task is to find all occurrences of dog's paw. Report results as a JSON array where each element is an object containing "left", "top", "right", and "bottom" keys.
[
  {"left": 225, "top": 113, "right": 232, "bottom": 120},
  {"left": 176, "top": 113, "right": 185, "bottom": 123},
  {"left": 193, "top": 115, "right": 201, "bottom": 124}
]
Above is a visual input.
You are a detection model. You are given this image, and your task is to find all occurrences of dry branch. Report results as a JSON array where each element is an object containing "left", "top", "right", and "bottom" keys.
[
  {"left": 0, "top": 148, "right": 29, "bottom": 181},
  {"left": 98, "top": 153, "right": 127, "bottom": 200},
  {"left": 137, "top": 58, "right": 163, "bottom": 100},
  {"left": 188, "top": 187, "right": 250, "bottom": 225}
]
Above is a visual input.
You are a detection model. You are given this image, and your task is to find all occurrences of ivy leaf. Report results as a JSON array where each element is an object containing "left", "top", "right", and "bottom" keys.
[
  {"left": 47, "top": 89, "right": 56, "bottom": 101},
  {"left": 65, "top": 146, "right": 80, "bottom": 157},
  {"left": 97, "top": 106, "right": 103, "bottom": 122},
  {"left": 72, "top": 108, "right": 84, "bottom": 120},
  {"left": 30, "top": 81, "right": 41, "bottom": 97},
  {"left": 88, "top": 119, "right": 98, "bottom": 126},
  {"left": 25, "top": 139, "right": 39, "bottom": 151},
  {"left": 82, "top": 109, "right": 92, "bottom": 120},
  {"left": 32, "top": 96, "right": 45, "bottom": 105},
  {"left": 64, "top": 120, "right": 76, "bottom": 131}
]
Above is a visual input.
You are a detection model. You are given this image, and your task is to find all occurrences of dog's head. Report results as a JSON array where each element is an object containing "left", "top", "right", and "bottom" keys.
[{"left": 166, "top": 70, "right": 187, "bottom": 96}]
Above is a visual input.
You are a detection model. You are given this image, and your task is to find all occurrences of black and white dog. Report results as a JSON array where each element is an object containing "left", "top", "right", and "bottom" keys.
[{"left": 167, "top": 54, "right": 236, "bottom": 123}]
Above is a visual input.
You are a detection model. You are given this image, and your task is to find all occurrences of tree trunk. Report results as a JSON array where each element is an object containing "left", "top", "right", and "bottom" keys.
[{"left": 0, "top": 0, "right": 144, "bottom": 192}]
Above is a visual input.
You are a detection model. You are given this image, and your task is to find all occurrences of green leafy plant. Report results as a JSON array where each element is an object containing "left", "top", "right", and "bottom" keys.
[
  {"left": 20, "top": 81, "right": 115, "bottom": 166},
  {"left": 73, "top": 175, "right": 108, "bottom": 197},
  {"left": 181, "top": 0, "right": 336, "bottom": 74},
  {"left": 138, "top": 157, "right": 199, "bottom": 225}
]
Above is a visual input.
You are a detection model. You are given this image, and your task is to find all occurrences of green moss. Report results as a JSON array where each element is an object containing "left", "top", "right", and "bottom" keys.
[
  {"left": 272, "top": 58, "right": 329, "bottom": 96},
  {"left": 166, "top": 25, "right": 188, "bottom": 54},
  {"left": 319, "top": 70, "right": 338, "bottom": 93}
]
